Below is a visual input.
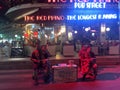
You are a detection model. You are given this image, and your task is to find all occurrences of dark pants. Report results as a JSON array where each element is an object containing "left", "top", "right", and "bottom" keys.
[{"left": 33, "top": 60, "right": 51, "bottom": 83}]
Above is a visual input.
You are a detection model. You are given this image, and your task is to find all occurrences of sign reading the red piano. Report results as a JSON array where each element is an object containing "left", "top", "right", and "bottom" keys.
[{"left": 24, "top": 15, "right": 65, "bottom": 21}]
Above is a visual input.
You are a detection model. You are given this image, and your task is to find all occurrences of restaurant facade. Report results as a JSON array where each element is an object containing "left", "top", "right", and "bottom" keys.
[{"left": 4, "top": 0, "right": 120, "bottom": 57}]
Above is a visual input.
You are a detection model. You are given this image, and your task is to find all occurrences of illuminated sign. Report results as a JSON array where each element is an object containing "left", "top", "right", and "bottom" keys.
[
  {"left": 47, "top": 0, "right": 118, "bottom": 9},
  {"left": 67, "top": 14, "right": 117, "bottom": 20},
  {"left": 74, "top": 2, "right": 106, "bottom": 8},
  {"left": 24, "top": 15, "right": 64, "bottom": 21},
  {"left": 48, "top": 0, "right": 119, "bottom": 3},
  {"left": 24, "top": 14, "right": 117, "bottom": 22}
]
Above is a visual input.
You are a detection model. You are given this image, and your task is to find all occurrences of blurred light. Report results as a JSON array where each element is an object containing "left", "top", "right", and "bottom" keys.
[
  {"left": 15, "top": 35, "right": 18, "bottom": 38},
  {"left": 24, "top": 33, "right": 29, "bottom": 38},
  {"left": 92, "top": 33, "right": 95, "bottom": 37},
  {"left": 58, "top": 32, "right": 62, "bottom": 36},
  {"left": 85, "top": 28, "right": 89, "bottom": 32},
  {"left": 45, "top": 34, "right": 48, "bottom": 38},
  {"left": 74, "top": 31, "right": 78, "bottom": 34},
  {"left": 2, "top": 39, "right": 7, "bottom": 42},
  {"left": 106, "top": 27, "right": 110, "bottom": 31},
  {"left": 88, "top": 27, "right": 91, "bottom": 30},
  {"left": 32, "top": 24, "right": 35, "bottom": 28},
  {"left": 9, "top": 39, "right": 13, "bottom": 43},
  {"left": 101, "top": 26, "right": 106, "bottom": 33},
  {"left": 68, "top": 32, "right": 72, "bottom": 37},
  {"left": 61, "top": 26, "right": 66, "bottom": 33},
  {"left": 0, "top": 40, "right": 3, "bottom": 43},
  {"left": 41, "top": 23, "right": 44, "bottom": 27},
  {"left": 22, "top": 36, "right": 24, "bottom": 38},
  {"left": 33, "top": 32, "right": 38, "bottom": 37},
  {"left": 91, "top": 30, "right": 96, "bottom": 32},
  {"left": 45, "top": 27, "right": 53, "bottom": 30},
  {"left": 68, "top": 32, "right": 73, "bottom": 39},
  {"left": 0, "top": 34, "right": 3, "bottom": 38},
  {"left": 51, "top": 31, "right": 54, "bottom": 34},
  {"left": 85, "top": 27, "right": 91, "bottom": 32}
]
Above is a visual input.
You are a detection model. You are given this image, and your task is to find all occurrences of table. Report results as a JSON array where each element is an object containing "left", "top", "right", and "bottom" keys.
[{"left": 52, "top": 64, "right": 77, "bottom": 83}]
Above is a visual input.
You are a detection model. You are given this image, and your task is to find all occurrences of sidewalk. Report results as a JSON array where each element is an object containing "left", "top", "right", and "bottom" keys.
[
  {"left": 0, "top": 52, "right": 120, "bottom": 70},
  {"left": 0, "top": 65, "right": 120, "bottom": 90}
]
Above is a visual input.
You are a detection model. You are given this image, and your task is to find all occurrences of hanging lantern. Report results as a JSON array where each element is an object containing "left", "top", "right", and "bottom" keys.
[
  {"left": 24, "top": 33, "right": 29, "bottom": 38},
  {"left": 33, "top": 31, "right": 38, "bottom": 37}
]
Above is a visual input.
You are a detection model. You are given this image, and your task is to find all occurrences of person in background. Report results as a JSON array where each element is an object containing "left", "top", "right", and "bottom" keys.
[
  {"left": 40, "top": 45, "right": 51, "bottom": 84},
  {"left": 78, "top": 45, "right": 97, "bottom": 80},
  {"left": 3, "top": 41, "right": 11, "bottom": 57},
  {"left": 40, "top": 45, "right": 51, "bottom": 59},
  {"left": 87, "top": 46, "right": 97, "bottom": 78},
  {"left": 78, "top": 45, "right": 89, "bottom": 73},
  {"left": 82, "top": 35, "right": 90, "bottom": 45},
  {"left": 31, "top": 44, "right": 41, "bottom": 85},
  {"left": 76, "top": 40, "right": 81, "bottom": 52},
  {"left": 31, "top": 44, "right": 51, "bottom": 85}
]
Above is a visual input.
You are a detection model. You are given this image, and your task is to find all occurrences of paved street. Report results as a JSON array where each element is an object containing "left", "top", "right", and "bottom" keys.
[{"left": 0, "top": 65, "right": 120, "bottom": 90}]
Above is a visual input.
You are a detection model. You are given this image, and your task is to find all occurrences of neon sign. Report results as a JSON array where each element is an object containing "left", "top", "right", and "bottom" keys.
[
  {"left": 48, "top": 0, "right": 119, "bottom": 3},
  {"left": 24, "top": 15, "right": 64, "bottom": 21},
  {"left": 24, "top": 14, "right": 117, "bottom": 22},
  {"left": 74, "top": 2, "right": 106, "bottom": 8},
  {"left": 67, "top": 14, "right": 117, "bottom": 20}
]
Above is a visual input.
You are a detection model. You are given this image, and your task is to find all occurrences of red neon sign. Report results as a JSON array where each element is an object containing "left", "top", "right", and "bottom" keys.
[{"left": 24, "top": 15, "right": 64, "bottom": 22}]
